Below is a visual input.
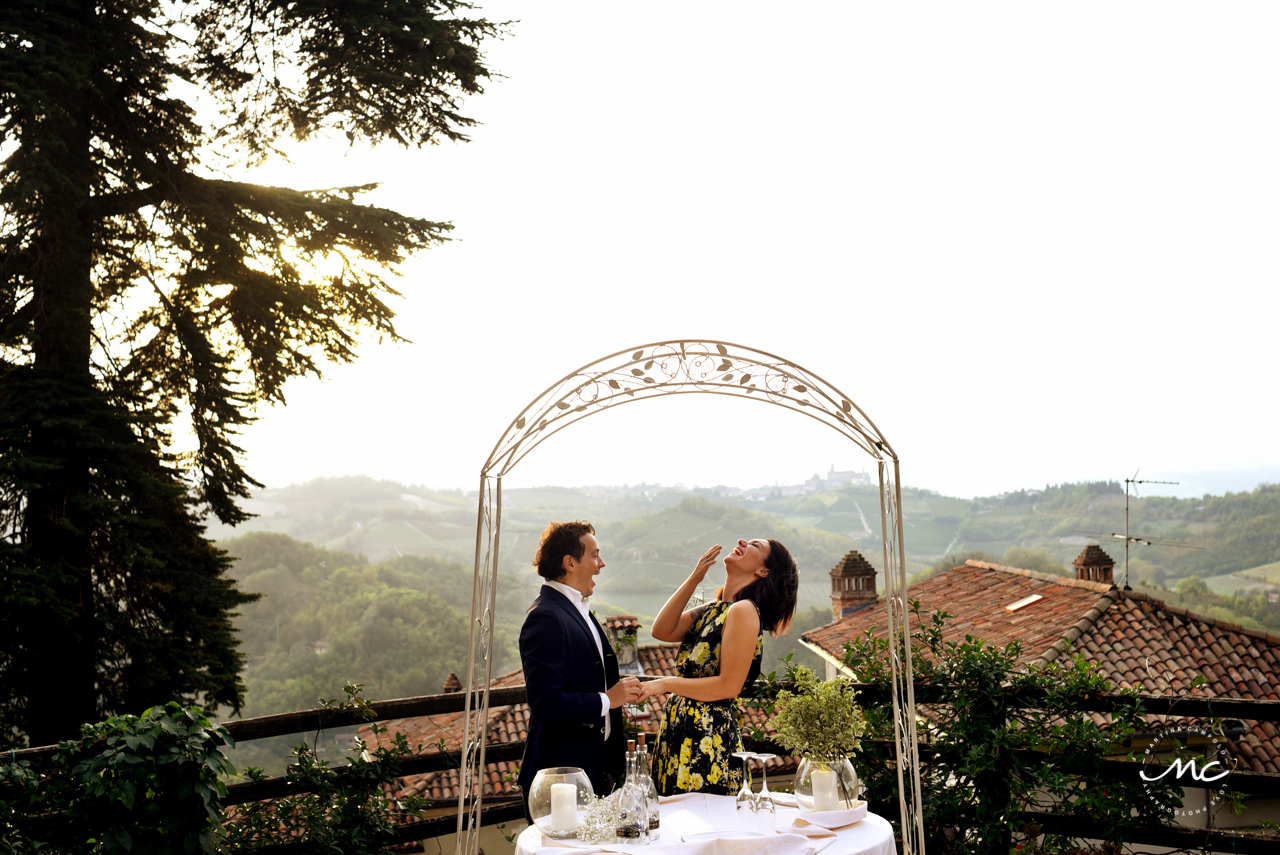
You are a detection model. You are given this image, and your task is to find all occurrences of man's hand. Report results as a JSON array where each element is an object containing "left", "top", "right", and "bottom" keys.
[{"left": 606, "top": 676, "right": 643, "bottom": 709}]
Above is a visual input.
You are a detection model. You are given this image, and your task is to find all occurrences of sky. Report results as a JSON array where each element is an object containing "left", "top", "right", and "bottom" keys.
[{"left": 230, "top": 2, "right": 1280, "bottom": 501}]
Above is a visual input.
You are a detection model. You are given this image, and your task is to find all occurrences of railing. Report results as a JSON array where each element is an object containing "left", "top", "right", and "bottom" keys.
[{"left": 12, "top": 682, "right": 1280, "bottom": 853}]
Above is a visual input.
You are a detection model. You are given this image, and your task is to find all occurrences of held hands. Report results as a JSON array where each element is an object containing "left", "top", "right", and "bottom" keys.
[
  {"left": 638, "top": 677, "right": 668, "bottom": 702},
  {"left": 606, "top": 676, "right": 643, "bottom": 709},
  {"left": 691, "top": 544, "right": 721, "bottom": 584}
]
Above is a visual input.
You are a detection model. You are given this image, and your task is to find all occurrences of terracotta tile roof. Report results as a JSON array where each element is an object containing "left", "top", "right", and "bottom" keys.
[
  {"left": 803, "top": 561, "right": 1114, "bottom": 668},
  {"left": 604, "top": 615, "right": 642, "bottom": 634},
  {"left": 802, "top": 560, "right": 1280, "bottom": 773},
  {"left": 363, "top": 623, "right": 796, "bottom": 804},
  {"left": 1078, "top": 591, "right": 1280, "bottom": 772}
]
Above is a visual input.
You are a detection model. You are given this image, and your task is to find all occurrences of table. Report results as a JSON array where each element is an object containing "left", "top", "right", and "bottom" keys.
[{"left": 515, "top": 793, "right": 897, "bottom": 855}]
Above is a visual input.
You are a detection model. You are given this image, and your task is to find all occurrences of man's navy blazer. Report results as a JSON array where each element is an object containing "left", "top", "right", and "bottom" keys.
[{"left": 517, "top": 586, "right": 625, "bottom": 801}]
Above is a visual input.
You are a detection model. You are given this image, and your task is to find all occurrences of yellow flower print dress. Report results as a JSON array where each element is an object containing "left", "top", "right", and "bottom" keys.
[{"left": 651, "top": 601, "right": 763, "bottom": 796}]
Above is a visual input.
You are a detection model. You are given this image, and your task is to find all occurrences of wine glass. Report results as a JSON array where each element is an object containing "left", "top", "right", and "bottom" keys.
[
  {"left": 752, "top": 753, "right": 778, "bottom": 831},
  {"left": 731, "top": 751, "right": 757, "bottom": 832}
]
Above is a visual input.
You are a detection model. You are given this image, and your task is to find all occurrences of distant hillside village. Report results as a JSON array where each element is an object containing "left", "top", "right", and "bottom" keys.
[{"left": 578, "top": 464, "right": 873, "bottom": 500}]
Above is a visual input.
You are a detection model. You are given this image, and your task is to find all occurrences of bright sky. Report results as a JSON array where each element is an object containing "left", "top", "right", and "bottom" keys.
[{"left": 232, "top": 2, "right": 1280, "bottom": 500}]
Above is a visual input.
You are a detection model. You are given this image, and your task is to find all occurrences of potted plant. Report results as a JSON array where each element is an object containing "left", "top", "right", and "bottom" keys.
[{"left": 769, "top": 667, "right": 866, "bottom": 812}]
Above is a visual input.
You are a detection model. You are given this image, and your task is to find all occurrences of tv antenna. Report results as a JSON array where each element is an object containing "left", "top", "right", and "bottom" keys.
[{"left": 1072, "top": 469, "right": 1203, "bottom": 591}]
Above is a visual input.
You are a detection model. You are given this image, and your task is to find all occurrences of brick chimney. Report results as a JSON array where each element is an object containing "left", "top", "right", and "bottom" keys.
[
  {"left": 443, "top": 672, "right": 463, "bottom": 693},
  {"left": 1073, "top": 545, "right": 1115, "bottom": 585},
  {"left": 830, "top": 550, "right": 878, "bottom": 621}
]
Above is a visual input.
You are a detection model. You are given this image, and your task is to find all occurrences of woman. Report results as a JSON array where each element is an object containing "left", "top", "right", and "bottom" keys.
[{"left": 640, "top": 537, "right": 799, "bottom": 795}]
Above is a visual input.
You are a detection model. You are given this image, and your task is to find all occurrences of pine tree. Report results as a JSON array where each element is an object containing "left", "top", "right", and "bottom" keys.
[{"left": 0, "top": 0, "right": 501, "bottom": 746}]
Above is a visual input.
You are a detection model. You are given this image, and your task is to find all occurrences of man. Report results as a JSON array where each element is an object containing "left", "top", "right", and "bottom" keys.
[{"left": 518, "top": 520, "right": 642, "bottom": 819}]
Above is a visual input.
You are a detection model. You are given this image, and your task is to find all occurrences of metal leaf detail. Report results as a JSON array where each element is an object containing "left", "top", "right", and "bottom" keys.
[
  {"left": 608, "top": 379, "right": 620, "bottom": 389},
  {"left": 644, "top": 360, "right": 654, "bottom": 369},
  {"left": 716, "top": 344, "right": 728, "bottom": 356},
  {"left": 632, "top": 350, "right": 644, "bottom": 360},
  {"left": 841, "top": 400, "right": 852, "bottom": 413},
  {"left": 516, "top": 417, "right": 526, "bottom": 429},
  {"left": 738, "top": 374, "right": 751, "bottom": 385},
  {"left": 556, "top": 401, "right": 570, "bottom": 410},
  {"left": 718, "top": 360, "right": 731, "bottom": 372},
  {"left": 794, "top": 384, "right": 808, "bottom": 393},
  {"left": 722, "top": 374, "right": 733, "bottom": 382},
  {"left": 631, "top": 368, "right": 644, "bottom": 377}
]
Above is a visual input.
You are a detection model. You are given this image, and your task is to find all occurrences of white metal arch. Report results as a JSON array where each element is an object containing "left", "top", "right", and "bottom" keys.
[{"left": 456, "top": 340, "right": 925, "bottom": 855}]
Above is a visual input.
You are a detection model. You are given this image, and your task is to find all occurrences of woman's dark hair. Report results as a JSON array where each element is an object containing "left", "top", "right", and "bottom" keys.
[
  {"left": 729, "top": 539, "right": 799, "bottom": 637},
  {"left": 533, "top": 520, "right": 596, "bottom": 580}
]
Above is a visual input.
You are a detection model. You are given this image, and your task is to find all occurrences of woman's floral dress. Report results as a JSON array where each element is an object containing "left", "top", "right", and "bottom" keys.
[{"left": 651, "top": 600, "right": 763, "bottom": 795}]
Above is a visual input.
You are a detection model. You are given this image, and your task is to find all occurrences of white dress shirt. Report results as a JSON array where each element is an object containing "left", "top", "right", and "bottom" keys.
[{"left": 542, "top": 579, "right": 612, "bottom": 738}]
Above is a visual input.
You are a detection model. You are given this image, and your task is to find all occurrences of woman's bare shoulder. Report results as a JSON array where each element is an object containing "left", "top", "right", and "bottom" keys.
[{"left": 726, "top": 598, "right": 762, "bottom": 628}]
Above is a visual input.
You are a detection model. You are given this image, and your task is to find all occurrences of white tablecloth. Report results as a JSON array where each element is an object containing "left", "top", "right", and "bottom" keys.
[{"left": 515, "top": 793, "right": 897, "bottom": 855}]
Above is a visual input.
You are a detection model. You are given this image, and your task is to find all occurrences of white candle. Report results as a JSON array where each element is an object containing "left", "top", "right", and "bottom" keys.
[
  {"left": 550, "top": 783, "right": 577, "bottom": 832},
  {"left": 811, "top": 769, "right": 839, "bottom": 812}
]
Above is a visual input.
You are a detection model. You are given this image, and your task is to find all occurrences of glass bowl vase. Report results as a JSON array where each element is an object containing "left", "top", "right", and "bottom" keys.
[
  {"left": 529, "top": 767, "right": 594, "bottom": 839},
  {"left": 793, "top": 756, "right": 860, "bottom": 812}
]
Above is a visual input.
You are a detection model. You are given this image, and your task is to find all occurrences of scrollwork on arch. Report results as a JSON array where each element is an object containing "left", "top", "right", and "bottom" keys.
[{"left": 483, "top": 340, "right": 897, "bottom": 476}]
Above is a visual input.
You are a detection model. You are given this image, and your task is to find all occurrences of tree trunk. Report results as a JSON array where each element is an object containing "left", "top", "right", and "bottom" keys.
[{"left": 21, "top": 2, "right": 100, "bottom": 744}]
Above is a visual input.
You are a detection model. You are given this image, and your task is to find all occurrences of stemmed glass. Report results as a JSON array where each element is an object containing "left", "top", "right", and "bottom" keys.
[
  {"left": 751, "top": 753, "right": 778, "bottom": 831},
  {"left": 731, "top": 751, "right": 757, "bottom": 832}
]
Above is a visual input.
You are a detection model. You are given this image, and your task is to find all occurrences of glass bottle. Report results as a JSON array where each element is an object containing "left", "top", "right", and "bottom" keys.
[
  {"left": 637, "top": 733, "right": 661, "bottom": 840},
  {"left": 615, "top": 739, "right": 649, "bottom": 844}
]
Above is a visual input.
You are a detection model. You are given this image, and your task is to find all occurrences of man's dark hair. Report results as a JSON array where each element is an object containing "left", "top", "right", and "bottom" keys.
[{"left": 533, "top": 520, "right": 596, "bottom": 581}]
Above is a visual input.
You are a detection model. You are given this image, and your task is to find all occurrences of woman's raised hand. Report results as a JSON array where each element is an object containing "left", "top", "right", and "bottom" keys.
[{"left": 691, "top": 544, "right": 721, "bottom": 583}]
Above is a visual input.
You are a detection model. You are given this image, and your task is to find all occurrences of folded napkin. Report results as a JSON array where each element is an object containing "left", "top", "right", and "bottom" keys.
[
  {"left": 785, "top": 801, "right": 868, "bottom": 836},
  {"left": 536, "top": 832, "right": 833, "bottom": 855}
]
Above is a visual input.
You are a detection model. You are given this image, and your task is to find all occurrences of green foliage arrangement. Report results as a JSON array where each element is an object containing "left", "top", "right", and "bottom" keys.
[
  {"left": 768, "top": 667, "right": 866, "bottom": 759},
  {"left": 840, "top": 602, "right": 1185, "bottom": 855},
  {"left": 220, "top": 684, "right": 426, "bottom": 854},
  {"left": 1, "top": 703, "right": 234, "bottom": 854},
  {"left": 0, "top": 684, "right": 438, "bottom": 854}
]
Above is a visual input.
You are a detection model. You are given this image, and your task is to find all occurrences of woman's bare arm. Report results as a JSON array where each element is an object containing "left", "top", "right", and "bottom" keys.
[
  {"left": 650, "top": 544, "right": 720, "bottom": 642},
  {"left": 641, "top": 600, "right": 761, "bottom": 702}
]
